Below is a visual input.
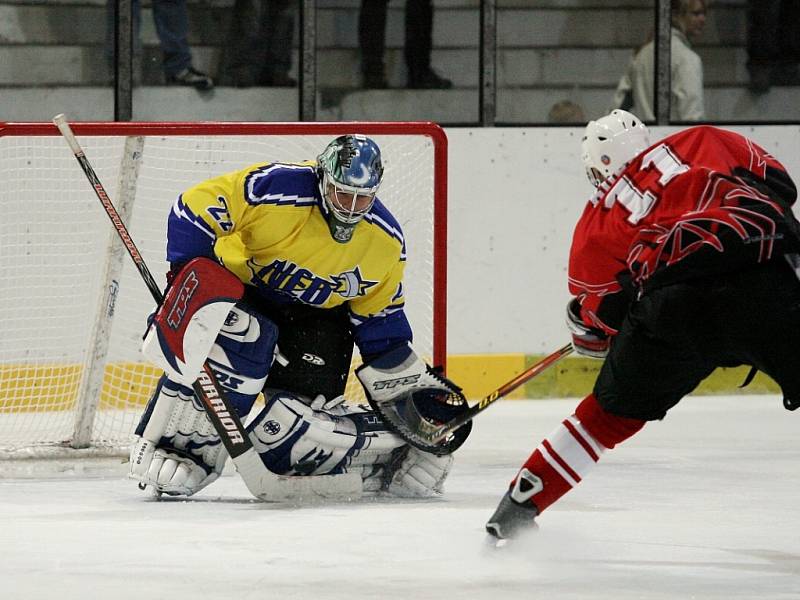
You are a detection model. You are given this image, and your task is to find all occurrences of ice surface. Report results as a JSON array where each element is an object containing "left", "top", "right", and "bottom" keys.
[{"left": 1, "top": 396, "right": 798, "bottom": 600}]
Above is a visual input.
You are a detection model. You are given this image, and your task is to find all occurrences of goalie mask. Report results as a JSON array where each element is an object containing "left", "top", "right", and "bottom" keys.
[
  {"left": 317, "top": 134, "right": 384, "bottom": 243},
  {"left": 581, "top": 109, "right": 650, "bottom": 187}
]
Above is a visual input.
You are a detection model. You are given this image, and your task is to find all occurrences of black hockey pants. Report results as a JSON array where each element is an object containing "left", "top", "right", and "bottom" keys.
[{"left": 594, "top": 259, "right": 800, "bottom": 420}]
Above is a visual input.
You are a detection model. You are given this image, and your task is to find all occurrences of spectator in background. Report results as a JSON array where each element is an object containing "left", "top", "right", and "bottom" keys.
[
  {"left": 105, "top": 0, "right": 213, "bottom": 90},
  {"left": 547, "top": 100, "right": 586, "bottom": 124},
  {"left": 219, "top": 0, "right": 296, "bottom": 87},
  {"left": 747, "top": 1, "right": 800, "bottom": 94},
  {"left": 359, "top": 0, "right": 452, "bottom": 89},
  {"left": 611, "top": 0, "right": 707, "bottom": 121}
]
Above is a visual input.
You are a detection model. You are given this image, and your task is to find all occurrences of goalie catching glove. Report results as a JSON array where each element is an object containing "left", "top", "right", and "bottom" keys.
[{"left": 356, "top": 345, "right": 472, "bottom": 455}]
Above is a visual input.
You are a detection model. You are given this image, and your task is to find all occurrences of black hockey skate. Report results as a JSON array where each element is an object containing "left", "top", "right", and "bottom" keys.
[
  {"left": 485, "top": 492, "right": 539, "bottom": 547},
  {"left": 485, "top": 469, "right": 543, "bottom": 547}
]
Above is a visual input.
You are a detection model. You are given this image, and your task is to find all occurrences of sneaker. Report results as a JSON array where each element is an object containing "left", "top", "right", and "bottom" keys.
[
  {"left": 168, "top": 67, "right": 214, "bottom": 91},
  {"left": 407, "top": 69, "right": 452, "bottom": 90},
  {"left": 485, "top": 491, "right": 539, "bottom": 543}
]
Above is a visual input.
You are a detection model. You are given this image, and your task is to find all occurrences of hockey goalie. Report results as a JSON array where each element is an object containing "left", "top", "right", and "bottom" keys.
[{"left": 128, "top": 134, "right": 471, "bottom": 499}]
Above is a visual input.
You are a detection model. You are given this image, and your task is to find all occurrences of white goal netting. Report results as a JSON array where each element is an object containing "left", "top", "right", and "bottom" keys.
[{"left": 0, "top": 122, "right": 446, "bottom": 458}]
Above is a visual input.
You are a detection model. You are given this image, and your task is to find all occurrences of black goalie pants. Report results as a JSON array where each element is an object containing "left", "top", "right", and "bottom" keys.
[
  {"left": 242, "top": 288, "right": 354, "bottom": 401},
  {"left": 595, "top": 259, "right": 800, "bottom": 420}
]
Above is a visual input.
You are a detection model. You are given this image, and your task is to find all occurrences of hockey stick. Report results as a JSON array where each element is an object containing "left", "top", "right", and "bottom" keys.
[
  {"left": 53, "top": 114, "right": 361, "bottom": 502},
  {"left": 422, "top": 343, "right": 574, "bottom": 445}
]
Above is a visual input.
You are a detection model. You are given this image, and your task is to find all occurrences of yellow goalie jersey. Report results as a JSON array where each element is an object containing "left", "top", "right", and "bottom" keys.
[{"left": 165, "top": 161, "right": 412, "bottom": 356}]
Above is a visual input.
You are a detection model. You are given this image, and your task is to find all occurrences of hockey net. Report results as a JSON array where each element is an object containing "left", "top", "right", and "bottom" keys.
[{"left": 0, "top": 121, "right": 447, "bottom": 459}]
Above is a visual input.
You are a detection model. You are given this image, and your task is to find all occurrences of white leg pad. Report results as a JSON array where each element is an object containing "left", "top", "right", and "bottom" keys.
[
  {"left": 248, "top": 392, "right": 405, "bottom": 477},
  {"left": 129, "top": 377, "right": 229, "bottom": 496},
  {"left": 247, "top": 392, "right": 454, "bottom": 497}
]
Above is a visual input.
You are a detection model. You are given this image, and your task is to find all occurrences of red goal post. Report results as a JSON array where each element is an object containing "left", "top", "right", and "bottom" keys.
[{"left": 0, "top": 121, "right": 447, "bottom": 457}]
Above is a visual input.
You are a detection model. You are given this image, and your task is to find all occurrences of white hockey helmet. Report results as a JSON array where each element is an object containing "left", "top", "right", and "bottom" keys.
[{"left": 581, "top": 109, "right": 650, "bottom": 187}]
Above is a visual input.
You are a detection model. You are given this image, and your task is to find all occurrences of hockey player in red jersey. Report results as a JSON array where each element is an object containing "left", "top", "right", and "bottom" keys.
[{"left": 485, "top": 109, "right": 800, "bottom": 543}]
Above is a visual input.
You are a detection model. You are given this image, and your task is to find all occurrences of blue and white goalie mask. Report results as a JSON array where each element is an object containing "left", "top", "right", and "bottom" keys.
[{"left": 317, "top": 134, "right": 384, "bottom": 243}]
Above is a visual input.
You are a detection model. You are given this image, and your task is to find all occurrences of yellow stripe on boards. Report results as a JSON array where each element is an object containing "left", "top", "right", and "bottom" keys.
[
  {"left": 0, "top": 364, "right": 83, "bottom": 412},
  {"left": 443, "top": 355, "right": 780, "bottom": 400},
  {"left": 0, "top": 355, "right": 782, "bottom": 413},
  {"left": 0, "top": 362, "right": 161, "bottom": 412},
  {"left": 446, "top": 354, "right": 528, "bottom": 401},
  {"left": 523, "top": 356, "right": 779, "bottom": 399},
  {"left": 100, "top": 362, "right": 161, "bottom": 409},
  {"left": 693, "top": 366, "right": 779, "bottom": 395}
]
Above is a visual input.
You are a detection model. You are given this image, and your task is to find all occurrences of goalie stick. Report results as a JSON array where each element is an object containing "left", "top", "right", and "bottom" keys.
[{"left": 53, "top": 114, "right": 361, "bottom": 502}]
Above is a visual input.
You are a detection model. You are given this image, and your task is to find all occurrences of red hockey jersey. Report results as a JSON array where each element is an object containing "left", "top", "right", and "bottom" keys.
[{"left": 569, "top": 125, "right": 797, "bottom": 334}]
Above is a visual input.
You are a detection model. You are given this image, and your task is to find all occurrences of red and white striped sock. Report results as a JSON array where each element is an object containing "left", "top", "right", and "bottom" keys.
[{"left": 509, "top": 394, "right": 646, "bottom": 512}]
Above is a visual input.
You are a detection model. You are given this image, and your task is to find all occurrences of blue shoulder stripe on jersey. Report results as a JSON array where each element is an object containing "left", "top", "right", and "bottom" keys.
[
  {"left": 244, "top": 163, "right": 319, "bottom": 207},
  {"left": 167, "top": 195, "right": 218, "bottom": 264},
  {"left": 363, "top": 199, "right": 406, "bottom": 259},
  {"left": 171, "top": 195, "right": 216, "bottom": 238}
]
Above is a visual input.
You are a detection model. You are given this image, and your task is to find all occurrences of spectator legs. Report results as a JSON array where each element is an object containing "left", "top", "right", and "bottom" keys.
[
  {"left": 152, "top": 0, "right": 192, "bottom": 78},
  {"left": 359, "top": 0, "right": 390, "bottom": 88},
  {"left": 747, "top": 0, "right": 800, "bottom": 93}
]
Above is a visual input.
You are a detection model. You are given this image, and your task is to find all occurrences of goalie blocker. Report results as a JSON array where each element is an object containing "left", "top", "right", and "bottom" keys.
[{"left": 142, "top": 257, "right": 245, "bottom": 388}]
